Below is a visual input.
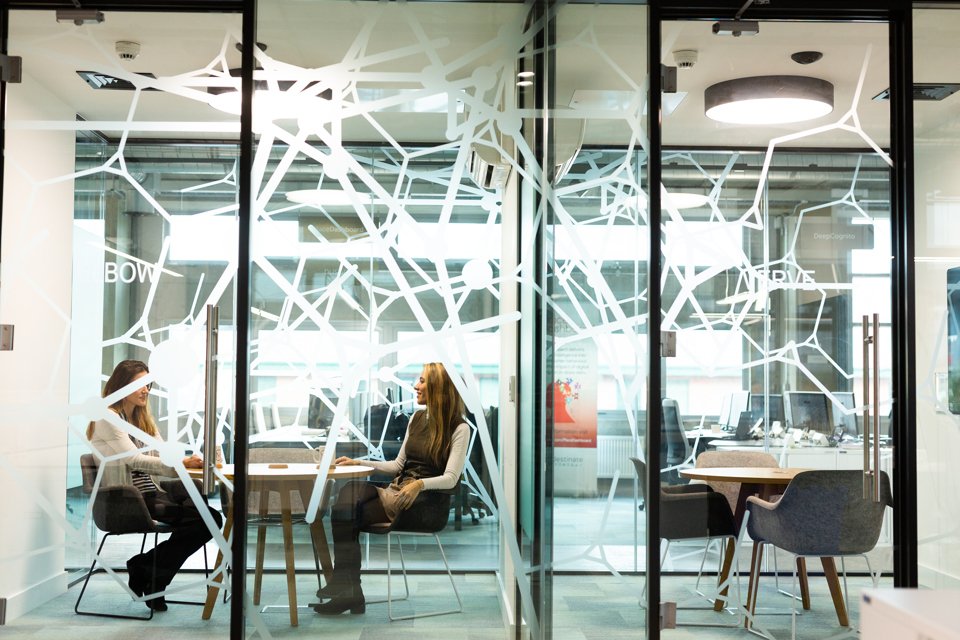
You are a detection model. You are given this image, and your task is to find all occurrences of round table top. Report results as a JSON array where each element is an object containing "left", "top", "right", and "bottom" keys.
[
  {"left": 679, "top": 466, "right": 810, "bottom": 484},
  {"left": 189, "top": 463, "right": 374, "bottom": 481}
]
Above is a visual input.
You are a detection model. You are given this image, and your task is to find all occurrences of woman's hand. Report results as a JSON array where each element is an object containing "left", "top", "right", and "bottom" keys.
[
  {"left": 182, "top": 454, "right": 204, "bottom": 469},
  {"left": 396, "top": 479, "right": 424, "bottom": 510},
  {"left": 334, "top": 456, "right": 356, "bottom": 466}
]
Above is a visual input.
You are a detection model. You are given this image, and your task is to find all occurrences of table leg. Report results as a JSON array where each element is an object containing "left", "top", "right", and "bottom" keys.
[
  {"left": 745, "top": 541, "right": 764, "bottom": 629},
  {"left": 713, "top": 538, "right": 736, "bottom": 612},
  {"left": 203, "top": 502, "right": 233, "bottom": 620},
  {"left": 821, "top": 557, "right": 849, "bottom": 626},
  {"left": 280, "top": 490, "right": 298, "bottom": 626},
  {"left": 253, "top": 490, "right": 268, "bottom": 605}
]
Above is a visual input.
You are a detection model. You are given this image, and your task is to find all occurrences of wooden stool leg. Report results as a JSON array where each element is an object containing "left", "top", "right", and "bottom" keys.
[
  {"left": 203, "top": 503, "right": 233, "bottom": 620},
  {"left": 253, "top": 491, "right": 268, "bottom": 605},
  {"left": 280, "top": 491, "right": 298, "bottom": 626}
]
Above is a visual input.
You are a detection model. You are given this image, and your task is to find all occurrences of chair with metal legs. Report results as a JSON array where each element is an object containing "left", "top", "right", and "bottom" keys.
[
  {"left": 630, "top": 457, "right": 742, "bottom": 626},
  {"left": 362, "top": 490, "right": 463, "bottom": 621},
  {"left": 75, "top": 454, "right": 201, "bottom": 619}
]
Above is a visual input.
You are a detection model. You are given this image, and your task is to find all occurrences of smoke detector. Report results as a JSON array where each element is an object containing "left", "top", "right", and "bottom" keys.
[
  {"left": 115, "top": 40, "right": 141, "bottom": 61},
  {"left": 673, "top": 49, "right": 698, "bottom": 70}
]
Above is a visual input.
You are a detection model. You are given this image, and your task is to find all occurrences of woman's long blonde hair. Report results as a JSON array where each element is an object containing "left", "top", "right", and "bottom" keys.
[
  {"left": 86, "top": 359, "right": 158, "bottom": 440},
  {"left": 422, "top": 362, "right": 466, "bottom": 467}
]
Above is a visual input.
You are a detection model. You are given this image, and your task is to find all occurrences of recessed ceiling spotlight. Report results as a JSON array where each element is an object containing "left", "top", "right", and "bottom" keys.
[
  {"left": 517, "top": 71, "right": 535, "bottom": 78},
  {"left": 517, "top": 80, "right": 533, "bottom": 87},
  {"left": 705, "top": 75, "right": 834, "bottom": 125},
  {"left": 791, "top": 51, "right": 824, "bottom": 65}
]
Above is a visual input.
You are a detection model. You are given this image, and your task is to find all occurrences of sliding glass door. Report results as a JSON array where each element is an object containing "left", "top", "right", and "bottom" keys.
[{"left": 658, "top": 11, "right": 896, "bottom": 637}]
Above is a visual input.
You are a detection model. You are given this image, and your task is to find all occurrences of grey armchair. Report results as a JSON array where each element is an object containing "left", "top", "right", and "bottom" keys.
[
  {"left": 630, "top": 457, "right": 740, "bottom": 622},
  {"left": 745, "top": 469, "right": 893, "bottom": 639},
  {"left": 75, "top": 453, "right": 173, "bottom": 620}
]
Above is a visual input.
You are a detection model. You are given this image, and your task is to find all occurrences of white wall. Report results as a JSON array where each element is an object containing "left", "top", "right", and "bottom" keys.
[
  {"left": 914, "top": 142, "right": 960, "bottom": 589},
  {"left": 0, "top": 69, "right": 76, "bottom": 622}
]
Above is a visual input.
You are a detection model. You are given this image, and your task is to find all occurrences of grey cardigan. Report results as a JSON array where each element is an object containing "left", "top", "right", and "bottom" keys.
[{"left": 88, "top": 414, "right": 178, "bottom": 488}]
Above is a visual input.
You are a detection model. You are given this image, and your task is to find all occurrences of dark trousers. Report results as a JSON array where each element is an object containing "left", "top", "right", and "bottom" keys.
[
  {"left": 330, "top": 480, "right": 452, "bottom": 585},
  {"left": 330, "top": 481, "right": 388, "bottom": 584},
  {"left": 134, "top": 486, "right": 223, "bottom": 590}
]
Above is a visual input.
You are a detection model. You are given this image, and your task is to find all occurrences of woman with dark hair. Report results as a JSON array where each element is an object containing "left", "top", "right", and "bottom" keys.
[
  {"left": 87, "top": 359, "right": 222, "bottom": 612},
  {"left": 313, "top": 362, "right": 469, "bottom": 615}
]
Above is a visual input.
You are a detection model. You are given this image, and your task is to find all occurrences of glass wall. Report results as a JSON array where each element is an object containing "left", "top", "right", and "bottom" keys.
[
  {"left": 659, "top": 16, "right": 895, "bottom": 637},
  {"left": 2, "top": 2, "right": 955, "bottom": 640},
  {"left": 0, "top": 5, "right": 240, "bottom": 630},
  {"left": 549, "top": 4, "right": 650, "bottom": 638},
  {"left": 913, "top": 5, "right": 960, "bottom": 593},
  {"left": 245, "top": 0, "right": 527, "bottom": 634}
]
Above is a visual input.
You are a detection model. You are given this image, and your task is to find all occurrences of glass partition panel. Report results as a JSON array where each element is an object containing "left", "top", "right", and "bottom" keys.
[
  {"left": 660, "top": 17, "right": 894, "bottom": 637},
  {"left": 548, "top": 3, "right": 649, "bottom": 636},
  {"left": 0, "top": 8, "right": 239, "bottom": 632},
  {"left": 913, "top": 5, "right": 960, "bottom": 594},
  {"left": 247, "top": 0, "right": 528, "bottom": 634}
]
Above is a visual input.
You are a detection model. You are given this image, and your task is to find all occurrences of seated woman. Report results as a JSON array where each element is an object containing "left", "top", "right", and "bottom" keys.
[
  {"left": 86, "top": 359, "right": 223, "bottom": 612},
  {"left": 314, "top": 362, "right": 469, "bottom": 615}
]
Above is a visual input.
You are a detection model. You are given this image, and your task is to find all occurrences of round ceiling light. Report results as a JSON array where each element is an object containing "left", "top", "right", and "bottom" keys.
[{"left": 704, "top": 75, "right": 834, "bottom": 125}]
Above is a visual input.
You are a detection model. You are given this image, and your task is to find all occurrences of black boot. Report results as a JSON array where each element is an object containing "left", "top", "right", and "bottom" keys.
[
  {"left": 315, "top": 582, "right": 345, "bottom": 600},
  {"left": 313, "top": 582, "right": 364, "bottom": 615}
]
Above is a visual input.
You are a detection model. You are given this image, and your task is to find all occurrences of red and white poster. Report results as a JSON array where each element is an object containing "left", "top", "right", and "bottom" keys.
[{"left": 552, "top": 335, "right": 598, "bottom": 496}]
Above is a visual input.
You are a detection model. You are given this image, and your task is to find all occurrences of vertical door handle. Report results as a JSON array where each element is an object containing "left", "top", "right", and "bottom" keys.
[
  {"left": 862, "top": 313, "right": 882, "bottom": 502},
  {"left": 202, "top": 304, "right": 219, "bottom": 495},
  {"left": 871, "top": 313, "right": 881, "bottom": 502}
]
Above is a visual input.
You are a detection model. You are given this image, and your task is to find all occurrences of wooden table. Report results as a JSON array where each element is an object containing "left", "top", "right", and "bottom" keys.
[
  {"left": 191, "top": 463, "right": 373, "bottom": 626},
  {"left": 679, "top": 466, "right": 849, "bottom": 628}
]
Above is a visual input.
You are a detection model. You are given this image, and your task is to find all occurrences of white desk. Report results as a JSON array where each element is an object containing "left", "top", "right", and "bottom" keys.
[
  {"left": 685, "top": 428, "right": 734, "bottom": 440},
  {"left": 861, "top": 589, "right": 960, "bottom": 640}
]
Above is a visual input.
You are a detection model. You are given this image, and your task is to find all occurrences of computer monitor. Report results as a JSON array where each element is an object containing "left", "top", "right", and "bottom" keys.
[
  {"left": 725, "top": 391, "right": 751, "bottom": 429},
  {"left": 949, "top": 267, "right": 960, "bottom": 414},
  {"left": 716, "top": 394, "right": 732, "bottom": 429},
  {"left": 750, "top": 393, "right": 784, "bottom": 425},
  {"left": 307, "top": 392, "right": 335, "bottom": 430},
  {"left": 831, "top": 391, "right": 858, "bottom": 437},
  {"left": 784, "top": 391, "right": 833, "bottom": 435}
]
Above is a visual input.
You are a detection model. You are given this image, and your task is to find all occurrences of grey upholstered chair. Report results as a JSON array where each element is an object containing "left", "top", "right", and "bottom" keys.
[
  {"left": 695, "top": 450, "right": 779, "bottom": 513},
  {"left": 75, "top": 453, "right": 174, "bottom": 620},
  {"left": 630, "top": 457, "right": 741, "bottom": 623},
  {"left": 362, "top": 485, "right": 463, "bottom": 621},
  {"left": 247, "top": 446, "right": 332, "bottom": 606},
  {"left": 745, "top": 469, "right": 893, "bottom": 639}
]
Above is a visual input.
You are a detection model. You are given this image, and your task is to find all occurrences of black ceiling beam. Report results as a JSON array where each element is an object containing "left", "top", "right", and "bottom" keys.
[
  {"left": 3, "top": 1, "right": 244, "bottom": 11},
  {"left": 658, "top": 0, "right": 907, "bottom": 21}
]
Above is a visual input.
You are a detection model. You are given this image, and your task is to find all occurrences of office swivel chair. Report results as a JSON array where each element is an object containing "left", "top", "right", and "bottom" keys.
[{"left": 661, "top": 398, "right": 698, "bottom": 484}]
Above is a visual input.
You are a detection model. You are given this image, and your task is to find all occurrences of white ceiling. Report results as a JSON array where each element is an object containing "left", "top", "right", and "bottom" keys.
[{"left": 6, "top": 4, "right": 960, "bottom": 149}]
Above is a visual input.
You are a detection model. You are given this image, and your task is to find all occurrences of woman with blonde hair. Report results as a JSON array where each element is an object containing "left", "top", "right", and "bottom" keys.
[
  {"left": 314, "top": 362, "right": 469, "bottom": 615},
  {"left": 87, "top": 359, "right": 222, "bottom": 612}
]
